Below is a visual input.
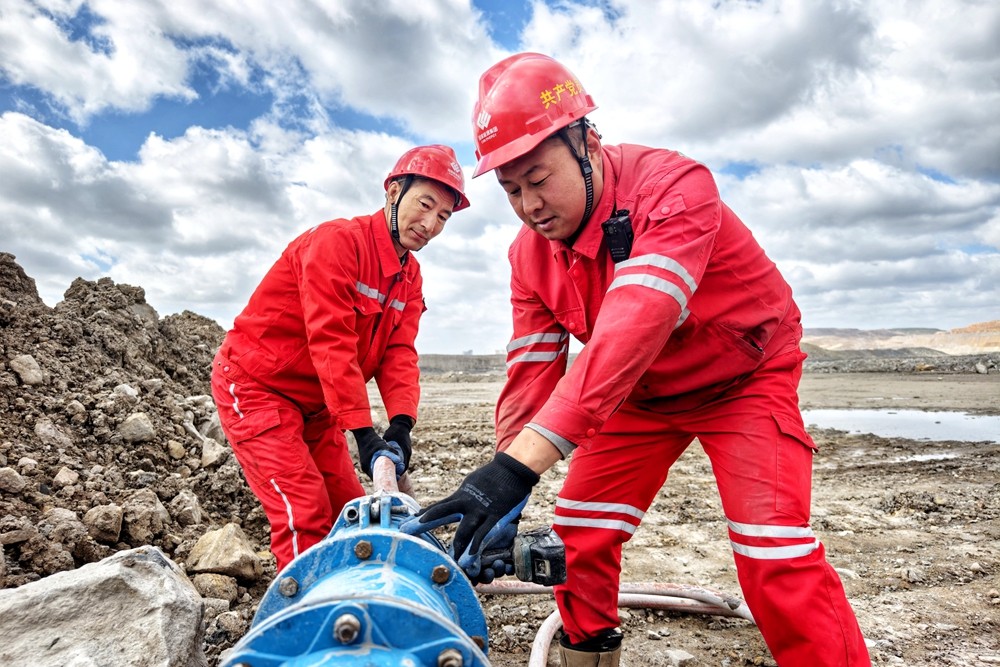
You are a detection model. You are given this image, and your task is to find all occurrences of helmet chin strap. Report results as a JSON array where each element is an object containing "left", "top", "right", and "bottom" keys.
[
  {"left": 389, "top": 175, "right": 415, "bottom": 247},
  {"left": 558, "top": 122, "right": 595, "bottom": 229}
]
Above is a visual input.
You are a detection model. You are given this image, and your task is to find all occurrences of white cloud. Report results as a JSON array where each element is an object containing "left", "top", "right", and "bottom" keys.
[{"left": 0, "top": 0, "right": 997, "bottom": 355}]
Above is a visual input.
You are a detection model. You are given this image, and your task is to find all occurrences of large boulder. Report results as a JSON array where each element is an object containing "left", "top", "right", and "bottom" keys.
[{"left": 0, "top": 546, "right": 207, "bottom": 667}]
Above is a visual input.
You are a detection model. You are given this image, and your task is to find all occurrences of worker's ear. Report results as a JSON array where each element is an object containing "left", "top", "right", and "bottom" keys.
[
  {"left": 385, "top": 180, "right": 399, "bottom": 203},
  {"left": 585, "top": 128, "right": 602, "bottom": 161}
]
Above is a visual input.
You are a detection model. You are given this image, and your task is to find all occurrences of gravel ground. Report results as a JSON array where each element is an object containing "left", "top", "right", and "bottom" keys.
[{"left": 1, "top": 253, "right": 997, "bottom": 666}]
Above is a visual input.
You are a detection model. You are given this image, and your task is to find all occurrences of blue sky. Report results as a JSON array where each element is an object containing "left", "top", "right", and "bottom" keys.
[{"left": 1, "top": 0, "right": 998, "bottom": 354}]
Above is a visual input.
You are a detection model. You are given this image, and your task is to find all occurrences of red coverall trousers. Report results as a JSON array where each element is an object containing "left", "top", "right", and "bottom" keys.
[
  {"left": 210, "top": 355, "right": 365, "bottom": 571},
  {"left": 552, "top": 349, "right": 870, "bottom": 666}
]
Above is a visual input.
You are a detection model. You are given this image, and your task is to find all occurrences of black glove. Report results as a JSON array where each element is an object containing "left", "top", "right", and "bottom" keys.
[
  {"left": 382, "top": 415, "right": 414, "bottom": 470},
  {"left": 473, "top": 517, "right": 519, "bottom": 584},
  {"left": 399, "top": 452, "right": 539, "bottom": 577},
  {"left": 351, "top": 426, "right": 405, "bottom": 479}
]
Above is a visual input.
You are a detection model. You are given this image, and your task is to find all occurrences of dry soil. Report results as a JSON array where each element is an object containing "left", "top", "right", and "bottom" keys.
[{"left": 400, "top": 373, "right": 1000, "bottom": 667}]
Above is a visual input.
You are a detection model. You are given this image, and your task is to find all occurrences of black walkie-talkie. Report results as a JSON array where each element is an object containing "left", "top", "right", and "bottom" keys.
[{"left": 601, "top": 208, "right": 633, "bottom": 263}]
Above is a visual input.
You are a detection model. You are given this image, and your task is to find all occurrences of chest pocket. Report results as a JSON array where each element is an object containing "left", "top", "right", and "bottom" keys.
[{"left": 354, "top": 279, "right": 406, "bottom": 365}]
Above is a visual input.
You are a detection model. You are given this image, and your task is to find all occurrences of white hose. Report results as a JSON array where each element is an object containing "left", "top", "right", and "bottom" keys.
[{"left": 477, "top": 580, "right": 755, "bottom": 667}]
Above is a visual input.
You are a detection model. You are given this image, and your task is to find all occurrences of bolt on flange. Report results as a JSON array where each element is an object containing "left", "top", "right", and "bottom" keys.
[
  {"left": 437, "top": 647, "right": 463, "bottom": 667},
  {"left": 354, "top": 540, "right": 373, "bottom": 559},
  {"left": 333, "top": 613, "right": 361, "bottom": 644}
]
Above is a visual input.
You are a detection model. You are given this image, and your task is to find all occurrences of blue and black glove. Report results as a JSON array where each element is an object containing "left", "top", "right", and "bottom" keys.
[
  {"left": 352, "top": 420, "right": 410, "bottom": 479},
  {"left": 382, "top": 415, "right": 414, "bottom": 470},
  {"left": 400, "top": 452, "right": 539, "bottom": 579}
]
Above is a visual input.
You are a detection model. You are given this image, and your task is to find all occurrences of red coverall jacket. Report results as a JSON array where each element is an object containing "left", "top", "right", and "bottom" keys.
[
  {"left": 496, "top": 144, "right": 801, "bottom": 453},
  {"left": 219, "top": 209, "right": 424, "bottom": 431}
]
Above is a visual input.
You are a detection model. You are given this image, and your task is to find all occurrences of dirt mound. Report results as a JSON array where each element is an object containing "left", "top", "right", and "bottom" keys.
[
  {"left": 952, "top": 320, "right": 1000, "bottom": 334},
  {"left": 803, "top": 322, "right": 1000, "bottom": 356},
  {"left": 0, "top": 253, "right": 268, "bottom": 662}
]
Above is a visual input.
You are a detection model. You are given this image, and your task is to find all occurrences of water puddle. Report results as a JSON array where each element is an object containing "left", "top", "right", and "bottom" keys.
[{"left": 801, "top": 409, "right": 999, "bottom": 443}]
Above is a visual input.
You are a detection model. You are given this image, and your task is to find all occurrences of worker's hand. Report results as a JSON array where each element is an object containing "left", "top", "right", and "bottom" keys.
[
  {"left": 472, "top": 520, "right": 518, "bottom": 584},
  {"left": 382, "top": 415, "right": 414, "bottom": 471},
  {"left": 399, "top": 452, "right": 539, "bottom": 578},
  {"left": 352, "top": 427, "right": 406, "bottom": 479}
]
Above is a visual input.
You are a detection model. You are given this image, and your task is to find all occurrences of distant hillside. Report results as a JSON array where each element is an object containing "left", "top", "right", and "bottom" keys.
[{"left": 803, "top": 320, "right": 1000, "bottom": 355}]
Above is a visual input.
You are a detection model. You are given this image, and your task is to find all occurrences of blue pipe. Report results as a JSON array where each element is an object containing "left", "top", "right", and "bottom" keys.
[{"left": 221, "top": 468, "right": 490, "bottom": 667}]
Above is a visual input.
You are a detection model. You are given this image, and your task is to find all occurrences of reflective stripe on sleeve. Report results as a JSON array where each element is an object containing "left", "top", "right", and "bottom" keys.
[
  {"left": 507, "top": 331, "right": 569, "bottom": 353},
  {"left": 616, "top": 254, "right": 697, "bottom": 292},
  {"left": 608, "top": 254, "right": 697, "bottom": 310},
  {"left": 506, "top": 345, "right": 568, "bottom": 368},
  {"left": 506, "top": 331, "right": 569, "bottom": 368},
  {"left": 607, "top": 274, "right": 690, "bottom": 309}
]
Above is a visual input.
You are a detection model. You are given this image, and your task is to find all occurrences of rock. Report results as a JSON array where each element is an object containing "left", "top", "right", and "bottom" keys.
[
  {"left": 200, "top": 437, "right": 228, "bottom": 468},
  {"left": 84, "top": 504, "right": 124, "bottom": 543},
  {"left": 120, "top": 413, "right": 157, "bottom": 443},
  {"left": 202, "top": 597, "right": 231, "bottom": 620},
  {"left": 0, "top": 546, "right": 206, "bottom": 667},
  {"left": 34, "top": 419, "right": 73, "bottom": 448},
  {"left": 168, "top": 439, "right": 187, "bottom": 459},
  {"left": 169, "top": 489, "right": 203, "bottom": 527},
  {"left": 186, "top": 524, "right": 263, "bottom": 582},
  {"left": 192, "top": 573, "right": 238, "bottom": 603},
  {"left": 53, "top": 466, "right": 79, "bottom": 488},
  {"left": 9, "top": 354, "right": 44, "bottom": 386},
  {"left": 664, "top": 649, "right": 697, "bottom": 666},
  {"left": 122, "top": 489, "right": 171, "bottom": 544},
  {"left": 113, "top": 383, "right": 140, "bottom": 401},
  {"left": 41, "top": 508, "right": 86, "bottom": 546},
  {"left": 199, "top": 410, "right": 225, "bottom": 444},
  {"left": 0, "top": 467, "right": 26, "bottom": 494}
]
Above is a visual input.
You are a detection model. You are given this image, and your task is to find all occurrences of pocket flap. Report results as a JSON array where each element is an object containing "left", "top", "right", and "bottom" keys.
[
  {"left": 227, "top": 408, "right": 282, "bottom": 444},
  {"left": 773, "top": 412, "right": 818, "bottom": 451}
]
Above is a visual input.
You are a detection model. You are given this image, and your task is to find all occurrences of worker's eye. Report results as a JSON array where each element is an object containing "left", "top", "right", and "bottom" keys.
[
  {"left": 506, "top": 187, "right": 521, "bottom": 198},
  {"left": 529, "top": 176, "right": 548, "bottom": 187}
]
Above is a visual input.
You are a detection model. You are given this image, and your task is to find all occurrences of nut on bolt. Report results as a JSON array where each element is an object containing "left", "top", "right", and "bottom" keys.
[
  {"left": 334, "top": 613, "right": 362, "bottom": 644},
  {"left": 354, "top": 540, "right": 373, "bottom": 559},
  {"left": 431, "top": 565, "right": 451, "bottom": 584},
  {"left": 278, "top": 576, "right": 299, "bottom": 597},
  {"left": 437, "top": 647, "right": 463, "bottom": 667}
]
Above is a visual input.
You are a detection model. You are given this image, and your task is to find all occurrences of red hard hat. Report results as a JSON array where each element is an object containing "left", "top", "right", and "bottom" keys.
[
  {"left": 384, "top": 144, "right": 470, "bottom": 211},
  {"left": 472, "top": 52, "right": 597, "bottom": 178}
]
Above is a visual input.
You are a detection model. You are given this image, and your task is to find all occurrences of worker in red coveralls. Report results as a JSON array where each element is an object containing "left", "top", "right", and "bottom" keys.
[
  {"left": 212, "top": 145, "right": 470, "bottom": 572},
  {"left": 402, "top": 54, "right": 870, "bottom": 667}
]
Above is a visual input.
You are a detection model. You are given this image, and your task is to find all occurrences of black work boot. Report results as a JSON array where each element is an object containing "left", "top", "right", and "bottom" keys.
[{"left": 557, "top": 628, "right": 623, "bottom": 667}]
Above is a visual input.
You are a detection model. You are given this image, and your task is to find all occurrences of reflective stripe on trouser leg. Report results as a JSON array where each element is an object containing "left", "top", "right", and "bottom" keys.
[
  {"left": 693, "top": 352, "right": 870, "bottom": 667},
  {"left": 211, "top": 367, "right": 362, "bottom": 571},
  {"left": 553, "top": 409, "right": 692, "bottom": 644}
]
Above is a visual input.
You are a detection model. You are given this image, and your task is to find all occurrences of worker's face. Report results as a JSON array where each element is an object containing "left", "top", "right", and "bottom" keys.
[
  {"left": 495, "top": 129, "right": 603, "bottom": 242},
  {"left": 386, "top": 178, "right": 455, "bottom": 256}
]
